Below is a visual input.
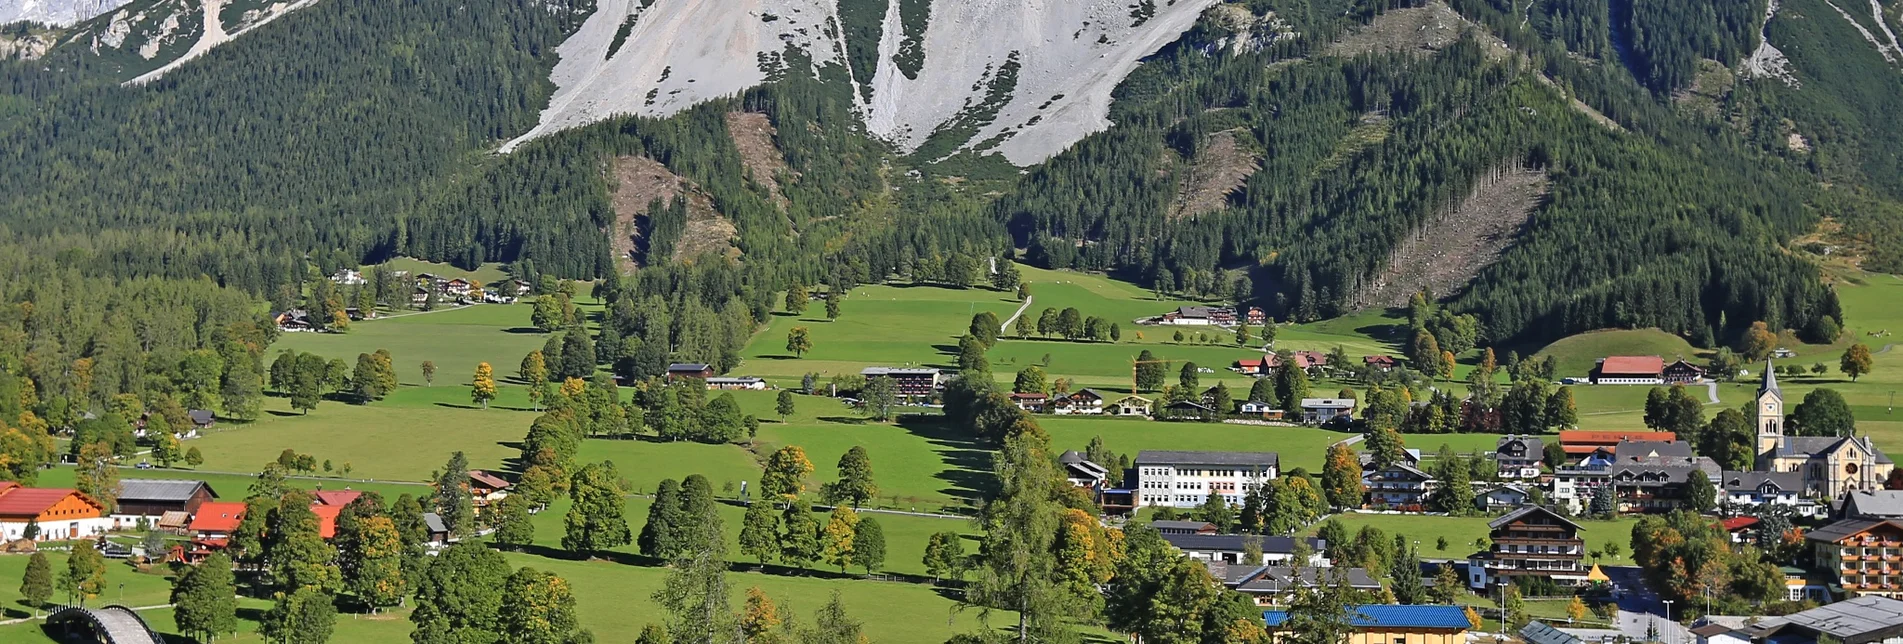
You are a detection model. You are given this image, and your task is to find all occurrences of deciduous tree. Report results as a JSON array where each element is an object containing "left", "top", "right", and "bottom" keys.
[
  {"left": 172, "top": 552, "right": 239, "bottom": 641},
  {"left": 470, "top": 362, "right": 497, "bottom": 408},
  {"left": 563, "top": 462, "right": 631, "bottom": 555},
  {"left": 1842, "top": 343, "right": 1874, "bottom": 381}
]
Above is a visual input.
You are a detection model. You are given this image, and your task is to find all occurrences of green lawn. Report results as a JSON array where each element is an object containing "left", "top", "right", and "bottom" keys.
[
  {"left": 272, "top": 302, "right": 549, "bottom": 390},
  {"left": 0, "top": 553, "right": 1008, "bottom": 644},
  {"left": 183, "top": 386, "right": 542, "bottom": 482},
  {"left": 371, "top": 258, "right": 512, "bottom": 286},
  {"left": 1310, "top": 513, "right": 1639, "bottom": 566},
  {"left": 1534, "top": 329, "right": 1705, "bottom": 381}
]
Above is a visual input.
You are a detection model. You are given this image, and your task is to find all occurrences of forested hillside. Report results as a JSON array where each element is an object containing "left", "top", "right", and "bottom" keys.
[{"left": 0, "top": 0, "right": 1895, "bottom": 354}]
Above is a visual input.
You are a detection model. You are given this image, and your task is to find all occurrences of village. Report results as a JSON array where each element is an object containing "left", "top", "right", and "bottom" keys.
[{"left": 2, "top": 260, "right": 1899, "bottom": 644}]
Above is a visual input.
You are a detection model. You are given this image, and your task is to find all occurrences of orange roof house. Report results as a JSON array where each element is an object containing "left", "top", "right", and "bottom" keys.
[
  {"left": 312, "top": 505, "right": 343, "bottom": 539},
  {"left": 187, "top": 501, "right": 250, "bottom": 535},
  {"left": 0, "top": 487, "right": 105, "bottom": 522},
  {"left": 1558, "top": 430, "right": 1677, "bottom": 456},
  {"left": 311, "top": 490, "right": 363, "bottom": 507}
]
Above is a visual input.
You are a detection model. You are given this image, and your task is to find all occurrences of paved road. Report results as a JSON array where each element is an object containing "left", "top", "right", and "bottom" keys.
[
  {"left": 1704, "top": 380, "right": 1720, "bottom": 404},
  {"left": 999, "top": 295, "right": 1034, "bottom": 333},
  {"left": 1601, "top": 566, "right": 1693, "bottom": 643}
]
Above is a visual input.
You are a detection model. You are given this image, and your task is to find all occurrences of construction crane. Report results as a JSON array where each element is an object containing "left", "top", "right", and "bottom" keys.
[{"left": 1129, "top": 356, "right": 1172, "bottom": 394}]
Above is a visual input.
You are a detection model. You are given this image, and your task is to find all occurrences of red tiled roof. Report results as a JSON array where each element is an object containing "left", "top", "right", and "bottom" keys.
[
  {"left": 1560, "top": 430, "right": 1677, "bottom": 454},
  {"left": 0, "top": 487, "right": 100, "bottom": 518},
  {"left": 468, "top": 470, "right": 511, "bottom": 490},
  {"left": 1363, "top": 355, "right": 1398, "bottom": 366},
  {"left": 311, "top": 490, "right": 362, "bottom": 507},
  {"left": 1236, "top": 358, "right": 1267, "bottom": 368},
  {"left": 1598, "top": 355, "right": 1664, "bottom": 376},
  {"left": 1721, "top": 517, "right": 1759, "bottom": 532},
  {"left": 0, "top": 482, "right": 18, "bottom": 495},
  {"left": 189, "top": 501, "right": 250, "bottom": 533},
  {"left": 312, "top": 505, "right": 343, "bottom": 539}
]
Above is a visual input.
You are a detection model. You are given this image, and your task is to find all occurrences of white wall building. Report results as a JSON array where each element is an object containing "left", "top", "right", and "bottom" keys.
[{"left": 1134, "top": 450, "right": 1278, "bottom": 508}]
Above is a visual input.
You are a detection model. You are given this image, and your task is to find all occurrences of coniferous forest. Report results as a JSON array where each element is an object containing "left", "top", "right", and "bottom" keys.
[{"left": 0, "top": 0, "right": 1895, "bottom": 377}]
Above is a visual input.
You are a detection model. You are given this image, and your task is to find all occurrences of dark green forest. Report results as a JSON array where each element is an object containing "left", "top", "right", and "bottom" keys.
[{"left": 0, "top": 0, "right": 1895, "bottom": 378}]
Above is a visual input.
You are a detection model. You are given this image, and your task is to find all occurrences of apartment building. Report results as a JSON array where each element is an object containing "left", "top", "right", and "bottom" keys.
[{"left": 1133, "top": 450, "right": 1278, "bottom": 508}]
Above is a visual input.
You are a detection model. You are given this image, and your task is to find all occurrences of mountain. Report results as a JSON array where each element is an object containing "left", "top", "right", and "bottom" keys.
[
  {"left": 0, "top": 0, "right": 1898, "bottom": 349},
  {"left": 0, "top": 0, "right": 130, "bottom": 27},
  {"left": 504, "top": 0, "right": 1227, "bottom": 165}
]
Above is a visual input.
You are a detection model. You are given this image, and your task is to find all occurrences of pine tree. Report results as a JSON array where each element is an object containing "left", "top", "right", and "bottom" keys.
[
  {"left": 434, "top": 452, "right": 476, "bottom": 538},
  {"left": 19, "top": 551, "right": 52, "bottom": 616},
  {"left": 775, "top": 390, "right": 796, "bottom": 423},
  {"left": 639, "top": 479, "right": 683, "bottom": 558}
]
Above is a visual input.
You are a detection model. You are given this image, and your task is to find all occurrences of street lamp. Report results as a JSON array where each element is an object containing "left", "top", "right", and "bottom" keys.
[{"left": 1661, "top": 599, "right": 1675, "bottom": 644}]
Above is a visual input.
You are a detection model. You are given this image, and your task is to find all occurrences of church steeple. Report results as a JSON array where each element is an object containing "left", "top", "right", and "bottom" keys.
[{"left": 1756, "top": 359, "right": 1785, "bottom": 458}]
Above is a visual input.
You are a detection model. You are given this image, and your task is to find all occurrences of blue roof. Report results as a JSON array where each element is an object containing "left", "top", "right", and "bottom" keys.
[{"left": 1263, "top": 605, "right": 1470, "bottom": 629}]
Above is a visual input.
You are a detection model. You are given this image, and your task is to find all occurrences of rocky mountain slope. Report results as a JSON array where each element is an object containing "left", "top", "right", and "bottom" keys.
[
  {"left": 504, "top": 0, "right": 1222, "bottom": 165},
  {"left": 0, "top": 0, "right": 131, "bottom": 26}
]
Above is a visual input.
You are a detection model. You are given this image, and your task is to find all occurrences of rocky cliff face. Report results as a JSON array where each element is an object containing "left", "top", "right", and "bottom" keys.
[
  {"left": 0, "top": 0, "right": 132, "bottom": 27},
  {"left": 504, "top": 0, "right": 1219, "bottom": 165}
]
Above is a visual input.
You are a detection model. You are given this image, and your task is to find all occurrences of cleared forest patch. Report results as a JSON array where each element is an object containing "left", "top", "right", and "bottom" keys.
[
  {"left": 724, "top": 111, "right": 794, "bottom": 210},
  {"left": 1326, "top": 0, "right": 1510, "bottom": 60},
  {"left": 606, "top": 156, "right": 731, "bottom": 268},
  {"left": 1168, "top": 129, "right": 1259, "bottom": 219},
  {"left": 1350, "top": 164, "right": 1548, "bottom": 309}
]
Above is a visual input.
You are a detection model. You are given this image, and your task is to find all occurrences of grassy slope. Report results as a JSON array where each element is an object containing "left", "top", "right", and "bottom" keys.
[{"left": 1308, "top": 513, "right": 1639, "bottom": 566}]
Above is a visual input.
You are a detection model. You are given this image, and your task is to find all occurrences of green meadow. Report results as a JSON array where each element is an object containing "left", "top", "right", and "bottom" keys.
[{"left": 12, "top": 260, "right": 1896, "bottom": 642}]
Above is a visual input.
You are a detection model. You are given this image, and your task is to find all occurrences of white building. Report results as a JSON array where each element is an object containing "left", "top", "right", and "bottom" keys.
[
  {"left": 1133, "top": 450, "right": 1278, "bottom": 508},
  {"left": 1299, "top": 398, "right": 1355, "bottom": 424},
  {"left": 330, "top": 269, "right": 366, "bottom": 286}
]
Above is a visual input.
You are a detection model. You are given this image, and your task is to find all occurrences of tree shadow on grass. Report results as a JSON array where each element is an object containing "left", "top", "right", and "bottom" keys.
[
  {"left": 816, "top": 416, "right": 871, "bottom": 425},
  {"left": 895, "top": 418, "right": 995, "bottom": 502},
  {"left": 503, "top": 326, "right": 545, "bottom": 334},
  {"left": 433, "top": 402, "right": 483, "bottom": 410},
  {"left": 266, "top": 410, "right": 301, "bottom": 418}
]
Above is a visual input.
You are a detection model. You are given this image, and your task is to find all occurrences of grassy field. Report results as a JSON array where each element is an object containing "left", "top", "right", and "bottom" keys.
[
  {"left": 1309, "top": 513, "right": 1639, "bottom": 566},
  {"left": 370, "top": 258, "right": 512, "bottom": 286},
  {"left": 0, "top": 551, "right": 1010, "bottom": 644},
  {"left": 273, "top": 302, "right": 549, "bottom": 388},
  {"left": 1533, "top": 329, "right": 1705, "bottom": 381},
  {"left": 41, "top": 259, "right": 1892, "bottom": 643}
]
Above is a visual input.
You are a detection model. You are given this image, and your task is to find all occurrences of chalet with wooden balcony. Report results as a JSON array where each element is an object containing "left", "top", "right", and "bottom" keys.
[
  {"left": 1467, "top": 505, "right": 1587, "bottom": 590},
  {"left": 1807, "top": 518, "right": 1903, "bottom": 600}
]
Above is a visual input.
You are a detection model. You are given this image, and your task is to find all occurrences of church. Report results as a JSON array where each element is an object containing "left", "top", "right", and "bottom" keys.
[{"left": 1754, "top": 360, "right": 1894, "bottom": 500}]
